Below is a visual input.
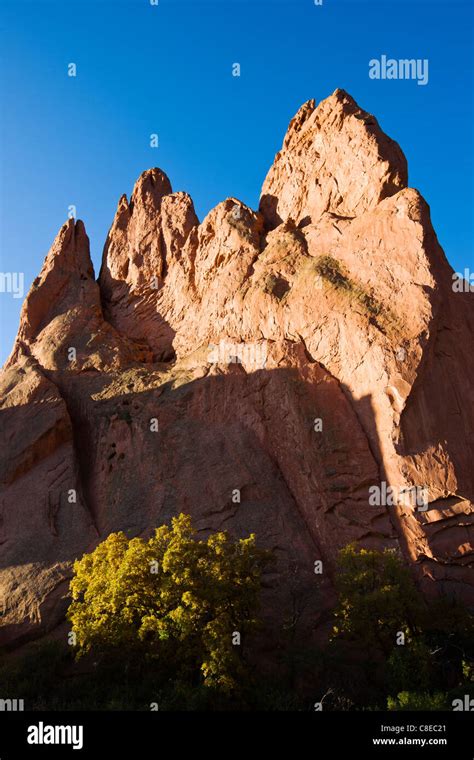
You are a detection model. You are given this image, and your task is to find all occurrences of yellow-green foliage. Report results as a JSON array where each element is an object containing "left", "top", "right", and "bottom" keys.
[
  {"left": 387, "top": 691, "right": 448, "bottom": 711},
  {"left": 331, "top": 544, "right": 424, "bottom": 655},
  {"left": 68, "top": 514, "right": 270, "bottom": 692}
]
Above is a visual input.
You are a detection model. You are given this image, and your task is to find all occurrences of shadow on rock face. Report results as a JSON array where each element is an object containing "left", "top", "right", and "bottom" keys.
[{"left": 0, "top": 355, "right": 396, "bottom": 649}]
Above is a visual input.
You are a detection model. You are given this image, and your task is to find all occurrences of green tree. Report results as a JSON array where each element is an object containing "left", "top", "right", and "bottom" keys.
[
  {"left": 68, "top": 514, "right": 271, "bottom": 692},
  {"left": 331, "top": 544, "right": 425, "bottom": 656},
  {"left": 328, "top": 544, "right": 474, "bottom": 710}
]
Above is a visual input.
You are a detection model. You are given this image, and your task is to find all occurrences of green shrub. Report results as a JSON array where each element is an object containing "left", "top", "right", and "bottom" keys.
[
  {"left": 68, "top": 514, "right": 271, "bottom": 693},
  {"left": 387, "top": 691, "right": 448, "bottom": 711},
  {"left": 331, "top": 545, "right": 425, "bottom": 656}
]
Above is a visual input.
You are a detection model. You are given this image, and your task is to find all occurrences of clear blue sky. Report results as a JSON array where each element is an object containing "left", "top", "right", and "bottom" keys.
[{"left": 1, "top": 0, "right": 473, "bottom": 365}]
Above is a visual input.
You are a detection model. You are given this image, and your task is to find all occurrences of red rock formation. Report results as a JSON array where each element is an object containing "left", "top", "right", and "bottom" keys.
[
  {"left": 260, "top": 89, "right": 407, "bottom": 229},
  {"left": 1, "top": 89, "right": 473, "bottom": 647}
]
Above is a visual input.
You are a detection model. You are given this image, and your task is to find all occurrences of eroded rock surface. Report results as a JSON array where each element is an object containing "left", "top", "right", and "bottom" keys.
[{"left": 1, "top": 89, "right": 472, "bottom": 647}]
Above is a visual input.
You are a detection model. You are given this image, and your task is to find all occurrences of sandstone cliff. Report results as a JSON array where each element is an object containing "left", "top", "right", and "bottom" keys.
[{"left": 1, "top": 89, "right": 473, "bottom": 647}]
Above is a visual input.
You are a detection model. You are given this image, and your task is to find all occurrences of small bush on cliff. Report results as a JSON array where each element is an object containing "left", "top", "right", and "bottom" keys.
[
  {"left": 67, "top": 514, "right": 271, "bottom": 693},
  {"left": 313, "top": 255, "right": 399, "bottom": 335}
]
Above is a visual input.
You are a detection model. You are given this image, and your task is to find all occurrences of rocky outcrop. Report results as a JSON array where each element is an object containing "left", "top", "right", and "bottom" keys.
[
  {"left": 99, "top": 169, "right": 199, "bottom": 362},
  {"left": 259, "top": 89, "right": 407, "bottom": 229},
  {"left": 1, "top": 89, "right": 472, "bottom": 648}
]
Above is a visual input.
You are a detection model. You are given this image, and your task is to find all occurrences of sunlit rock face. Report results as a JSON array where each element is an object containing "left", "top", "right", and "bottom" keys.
[{"left": 1, "top": 89, "right": 473, "bottom": 648}]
